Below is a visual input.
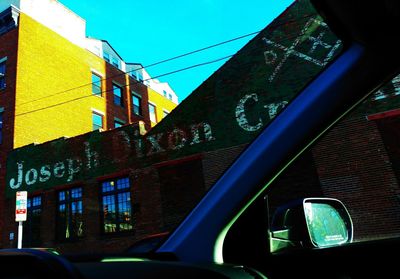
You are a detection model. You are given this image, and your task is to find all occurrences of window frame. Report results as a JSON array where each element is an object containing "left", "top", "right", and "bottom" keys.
[
  {"left": 91, "top": 72, "right": 102, "bottom": 96},
  {"left": 0, "top": 57, "right": 6, "bottom": 90},
  {"left": 92, "top": 111, "right": 104, "bottom": 131},
  {"left": 132, "top": 93, "right": 142, "bottom": 116},
  {"left": 111, "top": 57, "right": 120, "bottom": 69},
  {"left": 114, "top": 118, "right": 125, "bottom": 128},
  {"left": 23, "top": 195, "right": 42, "bottom": 247},
  {"left": 100, "top": 177, "right": 134, "bottom": 234},
  {"left": 137, "top": 72, "right": 144, "bottom": 83},
  {"left": 103, "top": 52, "right": 110, "bottom": 63},
  {"left": 56, "top": 187, "right": 84, "bottom": 241},
  {"left": 113, "top": 83, "right": 124, "bottom": 107},
  {"left": 148, "top": 103, "right": 157, "bottom": 123}
]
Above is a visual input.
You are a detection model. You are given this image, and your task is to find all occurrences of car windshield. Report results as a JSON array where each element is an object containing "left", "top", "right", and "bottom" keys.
[{"left": 0, "top": 0, "right": 347, "bottom": 254}]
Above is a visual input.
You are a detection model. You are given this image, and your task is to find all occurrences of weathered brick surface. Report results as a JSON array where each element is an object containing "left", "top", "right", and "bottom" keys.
[
  {"left": 202, "top": 144, "right": 248, "bottom": 189},
  {"left": 3, "top": 0, "right": 400, "bottom": 253},
  {"left": 312, "top": 115, "right": 400, "bottom": 241},
  {"left": 0, "top": 26, "right": 18, "bottom": 248}
]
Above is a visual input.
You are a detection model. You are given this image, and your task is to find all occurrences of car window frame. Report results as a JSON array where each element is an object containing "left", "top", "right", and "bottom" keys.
[{"left": 156, "top": 40, "right": 400, "bottom": 263}]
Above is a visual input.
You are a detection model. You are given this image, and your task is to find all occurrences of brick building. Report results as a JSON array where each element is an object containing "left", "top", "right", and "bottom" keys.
[
  {"left": 0, "top": 0, "right": 177, "bottom": 248},
  {"left": 3, "top": 0, "right": 400, "bottom": 254}
]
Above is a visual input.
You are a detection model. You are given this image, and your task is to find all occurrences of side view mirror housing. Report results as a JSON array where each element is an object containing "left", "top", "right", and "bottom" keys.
[{"left": 269, "top": 198, "right": 353, "bottom": 254}]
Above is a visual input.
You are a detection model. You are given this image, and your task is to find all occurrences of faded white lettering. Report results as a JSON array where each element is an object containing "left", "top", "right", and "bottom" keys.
[
  {"left": 67, "top": 159, "right": 82, "bottom": 182},
  {"left": 54, "top": 162, "right": 65, "bottom": 178},
  {"left": 9, "top": 162, "right": 23, "bottom": 189},
  {"left": 168, "top": 129, "right": 187, "bottom": 150},
  {"left": 25, "top": 168, "right": 38, "bottom": 186},
  {"left": 236, "top": 93, "right": 263, "bottom": 132},
  {"left": 147, "top": 134, "right": 165, "bottom": 155},
  {"left": 39, "top": 165, "right": 51, "bottom": 182}
]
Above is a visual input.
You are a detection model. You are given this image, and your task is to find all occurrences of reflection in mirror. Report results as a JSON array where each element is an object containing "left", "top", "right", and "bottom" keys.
[
  {"left": 304, "top": 202, "right": 349, "bottom": 247},
  {"left": 269, "top": 198, "right": 353, "bottom": 254}
]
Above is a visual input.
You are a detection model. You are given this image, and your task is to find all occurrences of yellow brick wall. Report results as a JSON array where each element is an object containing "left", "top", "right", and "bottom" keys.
[
  {"left": 148, "top": 88, "right": 177, "bottom": 127},
  {"left": 14, "top": 13, "right": 107, "bottom": 148}
]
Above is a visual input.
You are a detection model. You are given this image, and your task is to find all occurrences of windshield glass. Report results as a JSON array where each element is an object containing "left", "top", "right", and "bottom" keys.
[{"left": 0, "top": 0, "right": 343, "bottom": 254}]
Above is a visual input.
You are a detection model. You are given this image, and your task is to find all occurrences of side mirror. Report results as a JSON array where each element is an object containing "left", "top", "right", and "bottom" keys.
[{"left": 269, "top": 198, "right": 353, "bottom": 254}]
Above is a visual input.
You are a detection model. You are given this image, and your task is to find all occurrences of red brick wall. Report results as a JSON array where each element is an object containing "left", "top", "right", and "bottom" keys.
[
  {"left": 312, "top": 115, "right": 400, "bottom": 241},
  {"left": 0, "top": 27, "right": 19, "bottom": 248},
  {"left": 202, "top": 144, "right": 248, "bottom": 189},
  {"left": 157, "top": 156, "right": 206, "bottom": 231},
  {"left": 3, "top": 166, "right": 165, "bottom": 253}
]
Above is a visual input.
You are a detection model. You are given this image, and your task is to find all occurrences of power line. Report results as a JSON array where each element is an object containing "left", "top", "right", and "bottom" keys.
[
  {"left": 16, "top": 31, "right": 260, "bottom": 107},
  {"left": 17, "top": 13, "right": 317, "bottom": 107},
  {"left": 15, "top": 55, "right": 234, "bottom": 117}
]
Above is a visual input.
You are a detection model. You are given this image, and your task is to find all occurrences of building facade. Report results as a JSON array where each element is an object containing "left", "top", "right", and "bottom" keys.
[
  {"left": 2, "top": 0, "right": 400, "bottom": 254},
  {"left": 0, "top": 0, "right": 177, "bottom": 247}
]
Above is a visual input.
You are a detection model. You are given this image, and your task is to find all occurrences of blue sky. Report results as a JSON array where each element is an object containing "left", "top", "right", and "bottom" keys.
[{"left": 59, "top": 0, "right": 293, "bottom": 102}]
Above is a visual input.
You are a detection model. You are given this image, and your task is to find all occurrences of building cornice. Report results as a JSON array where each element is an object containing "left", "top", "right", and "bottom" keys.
[{"left": 0, "top": 6, "right": 19, "bottom": 36}]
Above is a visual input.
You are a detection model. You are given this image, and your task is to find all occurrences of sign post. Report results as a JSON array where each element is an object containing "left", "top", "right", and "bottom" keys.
[{"left": 15, "top": 191, "right": 27, "bottom": 249}]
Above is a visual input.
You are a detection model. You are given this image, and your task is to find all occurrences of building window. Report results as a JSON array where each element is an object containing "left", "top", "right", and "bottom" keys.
[
  {"left": 113, "top": 83, "right": 123, "bottom": 106},
  {"left": 57, "top": 187, "right": 84, "bottom": 240},
  {"left": 0, "top": 110, "right": 3, "bottom": 144},
  {"left": 149, "top": 104, "right": 157, "bottom": 123},
  {"left": 111, "top": 57, "right": 120, "bottom": 69},
  {"left": 168, "top": 93, "right": 173, "bottom": 101},
  {"left": 23, "top": 196, "right": 42, "bottom": 247},
  {"left": 132, "top": 94, "right": 142, "bottom": 116},
  {"left": 101, "top": 177, "right": 133, "bottom": 233},
  {"left": 92, "top": 73, "right": 102, "bottom": 96},
  {"left": 103, "top": 52, "right": 110, "bottom": 63},
  {"left": 163, "top": 90, "right": 167, "bottom": 97},
  {"left": 92, "top": 112, "right": 103, "bottom": 130},
  {"left": 163, "top": 110, "right": 169, "bottom": 118},
  {"left": 137, "top": 72, "right": 143, "bottom": 83},
  {"left": 0, "top": 58, "right": 5, "bottom": 90},
  {"left": 114, "top": 119, "right": 125, "bottom": 128}
]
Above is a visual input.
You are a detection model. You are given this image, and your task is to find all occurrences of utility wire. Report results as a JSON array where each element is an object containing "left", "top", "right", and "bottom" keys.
[
  {"left": 17, "top": 13, "right": 317, "bottom": 107},
  {"left": 16, "top": 31, "right": 260, "bottom": 107},
  {"left": 15, "top": 55, "right": 233, "bottom": 117}
]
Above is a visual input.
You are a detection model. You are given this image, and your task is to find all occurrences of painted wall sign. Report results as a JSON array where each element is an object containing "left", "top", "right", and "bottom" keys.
[
  {"left": 6, "top": 121, "right": 216, "bottom": 196},
  {"left": 6, "top": 0, "right": 344, "bottom": 197}
]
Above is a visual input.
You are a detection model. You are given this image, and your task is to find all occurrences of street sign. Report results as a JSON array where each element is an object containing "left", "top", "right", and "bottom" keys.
[{"left": 15, "top": 191, "right": 28, "bottom": 222}]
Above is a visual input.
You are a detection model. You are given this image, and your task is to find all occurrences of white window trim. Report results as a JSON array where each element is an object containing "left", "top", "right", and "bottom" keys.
[
  {"left": 0, "top": 57, "right": 7, "bottom": 64},
  {"left": 91, "top": 68, "right": 104, "bottom": 78},
  {"left": 163, "top": 109, "right": 170, "bottom": 114},
  {"left": 91, "top": 108, "right": 105, "bottom": 116},
  {"left": 91, "top": 70, "right": 105, "bottom": 98},
  {"left": 148, "top": 100, "right": 156, "bottom": 107},
  {"left": 148, "top": 103, "right": 157, "bottom": 123},
  {"left": 92, "top": 109, "right": 104, "bottom": 131}
]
